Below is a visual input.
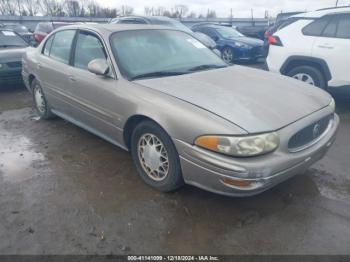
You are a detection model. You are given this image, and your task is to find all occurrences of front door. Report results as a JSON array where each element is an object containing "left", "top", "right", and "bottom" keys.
[{"left": 66, "top": 30, "right": 125, "bottom": 145}]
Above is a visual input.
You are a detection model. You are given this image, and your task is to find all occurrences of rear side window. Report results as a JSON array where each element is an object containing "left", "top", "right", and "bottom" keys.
[
  {"left": 336, "top": 15, "right": 350, "bottom": 39},
  {"left": 302, "top": 16, "right": 330, "bottom": 36},
  {"left": 49, "top": 30, "right": 76, "bottom": 64},
  {"left": 322, "top": 17, "right": 338, "bottom": 37},
  {"left": 73, "top": 31, "right": 106, "bottom": 70}
]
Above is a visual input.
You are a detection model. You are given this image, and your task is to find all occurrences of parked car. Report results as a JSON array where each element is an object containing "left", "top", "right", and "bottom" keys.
[
  {"left": 110, "top": 16, "right": 217, "bottom": 49},
  {"left": 264, "top": 12, "right": 304, "bottom": 40},
  {"left": 0, "top": 29, "right": 29, "bottom": 86},
  {"left": 266, "top": 7, "right": 350, "bottom": 91},
  {"left": 33, "top": 22, "right": 73, "bottom": 44},
  {"left": 0, "top": 23, "right": 35, "bottom": 45},
  {"left": 236, "top": 25, "right": 268, "bottom": 40},
  {"left": 23, "top": 24, "right": 338, "bottom": 197},
  {"left": 192, "top": 24, "right": 265, "bottom": 63}
]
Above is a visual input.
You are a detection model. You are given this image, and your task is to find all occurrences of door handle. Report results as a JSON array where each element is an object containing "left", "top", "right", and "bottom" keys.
[
  {"left": 317, "top": 44, "right": 334, "bottom": 49},
  {"left": 68, "top": 75, "right": 76, "bottom": 82}
]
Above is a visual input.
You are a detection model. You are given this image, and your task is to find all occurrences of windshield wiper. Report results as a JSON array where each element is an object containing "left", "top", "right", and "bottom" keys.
[
  {"left": 131, "top": 71, "right": 187, "bottom": 80},
  {"left": 187, "top": 64, "right": 227, "bottom": 72}
]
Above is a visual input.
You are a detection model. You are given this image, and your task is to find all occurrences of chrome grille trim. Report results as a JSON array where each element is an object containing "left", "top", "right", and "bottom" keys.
[{"left": 288, "top": 114, "right": 334, "bottom": 153}]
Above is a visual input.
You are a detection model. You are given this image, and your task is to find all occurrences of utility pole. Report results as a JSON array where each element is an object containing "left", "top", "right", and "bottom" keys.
[
  {"left": 335, "top": 0, "right": 339, "bottom": 6},
  {"left": 230, "top": 8, "right": 233, "bottom": 26}
]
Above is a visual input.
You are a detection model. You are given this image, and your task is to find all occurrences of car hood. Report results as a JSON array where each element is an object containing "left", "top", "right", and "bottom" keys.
[
  {"left": 226, "top": 36, "right": 263, "bottom": 46},
  {"left": 135, "top": 66, "right": 332, "bottom": 133},
  {"left": 0, "top": 47, "right": 27, "bottom": 62}
]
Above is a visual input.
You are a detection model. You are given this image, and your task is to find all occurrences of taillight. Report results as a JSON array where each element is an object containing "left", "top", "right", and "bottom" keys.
[
  {"left": 264, "top": 31, "right": 270, "bottom": 39},
  {"left": 268, "top": 35, "right": 283, "bottom": 46}
]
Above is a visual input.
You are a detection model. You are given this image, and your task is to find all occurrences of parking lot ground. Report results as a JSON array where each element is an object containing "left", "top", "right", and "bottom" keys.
[{"left": 1, "top": 70, "right": 350, "bottom": 255}]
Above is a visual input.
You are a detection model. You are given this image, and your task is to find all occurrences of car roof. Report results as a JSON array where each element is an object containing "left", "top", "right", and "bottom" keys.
[
  {"left": 292, "top": 6, "right": 350, "bottom": 18},
  {"left": 111, "top": 16, "right": 175, "bottom": 23},
  {"left": 54, "top": 23, "right": 184, "bottom": 36}
]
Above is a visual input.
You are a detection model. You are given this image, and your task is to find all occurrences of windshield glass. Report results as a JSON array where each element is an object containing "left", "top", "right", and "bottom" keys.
[
  {"left": 215, "top": 27, "right": 244, "bottom": 38},
  {"left": 0, "top": 30, "right": 28, "bottom": 47},
  {"left": 110, "top": 29, "right": 227, "bottom": 80}
]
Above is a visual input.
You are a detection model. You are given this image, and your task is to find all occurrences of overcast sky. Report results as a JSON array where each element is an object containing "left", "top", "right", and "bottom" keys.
[{"left": 102, "top": 0, "right": 349, "bottom": 17}]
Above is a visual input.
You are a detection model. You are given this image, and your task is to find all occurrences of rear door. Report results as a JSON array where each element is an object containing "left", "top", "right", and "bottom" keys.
[
  {"left": 312, "top": 14, "right": 350, "bottom": 87},
  {"left": 37, "top": 29, "right": 77, "bottom": 116},
  {"left": 66, "top": 30, "right": 124, "bottom": 143}
]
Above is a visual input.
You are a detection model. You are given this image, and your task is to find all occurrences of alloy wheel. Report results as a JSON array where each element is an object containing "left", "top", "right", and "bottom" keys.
[
  {"left": 222, "top": 48, "right": 234, "bottom": 63},
  {"left": 293, "top": 73, "right": 315, "bottom": 86}
]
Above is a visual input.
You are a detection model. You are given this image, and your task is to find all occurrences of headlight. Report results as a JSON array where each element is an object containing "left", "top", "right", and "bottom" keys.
[
  {"left": 329, "top": 98, "right": 336, "bottom": 112},
  {"left": 234, "top": 42, "right": 249, "bottom": 48},
  {"left": 195, "top": 132, "right": 280, "bottom": 157},
  {"left": 0, "top": 63, "right": 4, "bottom": 69}
]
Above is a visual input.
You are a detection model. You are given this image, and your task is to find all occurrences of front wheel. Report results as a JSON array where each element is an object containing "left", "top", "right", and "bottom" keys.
[
  {"left": 287, "top": 65, "right": 326, "bottom": 89},
  {"left": 222, "top": 47, "right": 234, "bottom": 64},
  {"left": 130, "top": 120, "right": 184, "bottom": 192}
]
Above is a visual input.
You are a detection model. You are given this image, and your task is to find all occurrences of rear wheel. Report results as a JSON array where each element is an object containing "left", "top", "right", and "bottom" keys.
[
  {"left": 32, "top": 79, "right": 55, "bottom": 119},
  {"left": 287, "top": 65, "right": 326, "bottom": 89},
  {"left": 130, "top": 120, "right": 184, "bottom": 192}
]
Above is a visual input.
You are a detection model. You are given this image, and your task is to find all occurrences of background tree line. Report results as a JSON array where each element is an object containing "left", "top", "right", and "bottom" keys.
[
  {"left": 0, "top": 0, "right": 133, "bottom": 17},
  {"left": 0, "top": 0, "right": 217, "bottom": 18}
]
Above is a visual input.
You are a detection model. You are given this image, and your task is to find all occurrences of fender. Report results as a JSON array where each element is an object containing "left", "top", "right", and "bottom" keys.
[{"left": 280, "top": 56, "right": 332, "bottom": 82}]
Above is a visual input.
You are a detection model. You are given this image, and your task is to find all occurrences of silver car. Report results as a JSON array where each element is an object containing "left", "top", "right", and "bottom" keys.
[{"left": 22, "top": 24, "right": 338, "bottom": 197}]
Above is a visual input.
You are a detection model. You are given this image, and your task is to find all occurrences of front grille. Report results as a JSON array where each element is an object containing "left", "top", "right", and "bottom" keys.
[
  {"left": 6, "top": 61, "right": 21, "bottom": 68},
  {"left": 288, "top": 114, "right": 333, "bottom": 151}
]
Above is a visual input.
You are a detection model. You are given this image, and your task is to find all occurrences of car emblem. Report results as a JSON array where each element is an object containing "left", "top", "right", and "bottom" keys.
[{"left": 313, "top": 123, "right": 321, "bottom": 139}]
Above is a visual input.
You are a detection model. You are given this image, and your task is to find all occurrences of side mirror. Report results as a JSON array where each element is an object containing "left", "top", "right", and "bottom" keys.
[{"left": 88, "top": 59, "right": 109, "bottom": 76}]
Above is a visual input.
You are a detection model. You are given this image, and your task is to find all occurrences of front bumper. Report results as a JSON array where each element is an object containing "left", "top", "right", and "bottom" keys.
[
  {"left": 0, "top": 69, "right": 23, "bottom": 86},
  {"left": 236, "top": 46, "right": 266, "bottom": 61},
  {"left": 174, "top": 108, "right": 339, "bottom": 197}
]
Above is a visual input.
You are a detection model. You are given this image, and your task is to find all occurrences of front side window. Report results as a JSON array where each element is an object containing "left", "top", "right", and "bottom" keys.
[
  {"left": 43, "top": 34, "right": 54, "bottom": 56},
  {"left": 73, "top": 32, "right": 106, "bottom": 70},
  {"left": 336, "top": 14, "right": 350, "bottom": 39},
  {"left": 110, "top": 29, "right": 226, "bottom": 80},
  {"left": 49, "top": 30, "right": 76, "bottom": 64}
]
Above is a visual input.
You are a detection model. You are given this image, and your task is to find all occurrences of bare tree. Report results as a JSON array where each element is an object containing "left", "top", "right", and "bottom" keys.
[
  {"left": 207, "top": 9, "right": 216, "bottom": 18},
  {"left": 120, "top": 5, "right": 133, "bottom": 16},
  {"left": 22, "top": 0, "right": 39, "bottom": 16},
  {"left": 0, "top": 0, "right": 17, "bottom": 15},
  {"left": 186, "top": 11, "right": 196, "bottom": 18},
  {"left": 174, "top": 4, "right": 188, "bottom": 18}
]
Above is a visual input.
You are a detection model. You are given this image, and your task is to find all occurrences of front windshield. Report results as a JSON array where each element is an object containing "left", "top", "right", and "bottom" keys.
[
  {"left": 215, "top": 27, "right": 244, "bottom": 38},
  {"left": 110, "top": 29, "right": 227, "bottom": 80},
  {"left": 0, "top": 30, "right": 28, "bottom": 47}
]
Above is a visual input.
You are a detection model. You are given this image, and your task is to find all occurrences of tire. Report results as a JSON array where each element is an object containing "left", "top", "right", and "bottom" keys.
[
  {"left": 222, "top": 47, "right": 234, "bottom": 64},
  {"left": 31, "top": 79, "right": 55, "bottom": 120},
  {"left": 287, "top": 65, "right": 326, "bottom": 89},
  {"left": 130, "top": 120, "right": 184, "bottom": 192}
]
